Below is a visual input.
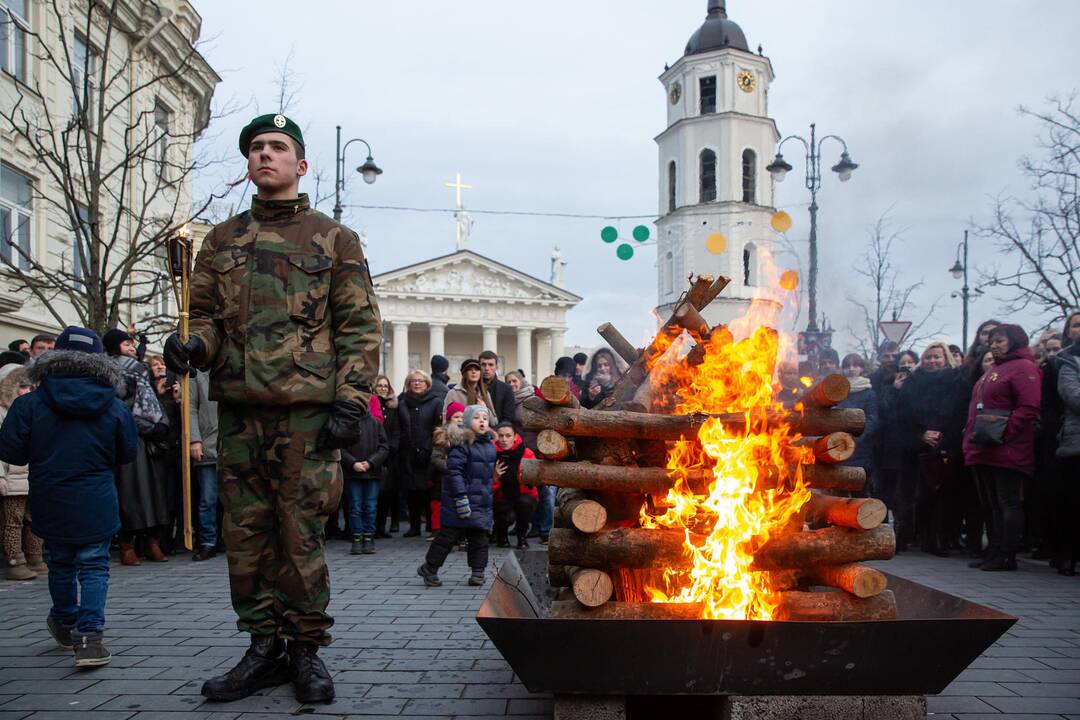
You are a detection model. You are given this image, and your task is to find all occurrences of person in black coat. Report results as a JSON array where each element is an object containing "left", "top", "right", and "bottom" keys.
[
  {"left": 479, "top": 350, "right": 517, "bottom": 426},
  {"left": 900, "top": 343, "right": 969, "bottom": 557},
  {"left": 397, "top": 371, "right": 443, "bottom": 537},
  {"left": 341, "top": 414, "right": 389, "bottom": 554},
  {"left": 430, "top": 355, "right": 451, "bottom": 406},
  {"left": 372, "top": 375, "right": 401, "bottom": 538}
]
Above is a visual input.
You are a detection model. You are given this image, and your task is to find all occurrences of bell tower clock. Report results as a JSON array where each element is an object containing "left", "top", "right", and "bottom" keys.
[{"left": 655, "top": 0, "right": 781, "bottom": 328}]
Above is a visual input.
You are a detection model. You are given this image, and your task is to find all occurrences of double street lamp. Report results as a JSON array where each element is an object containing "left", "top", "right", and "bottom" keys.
[
  {"left": 332, "top": 125, "right": 382, "bottom": 222},
  {"left": 948, "top": 229, "right": 982, "bottom": 351},
  {"left": 766, "top": 123, "right": 859, "bottom": 333}
]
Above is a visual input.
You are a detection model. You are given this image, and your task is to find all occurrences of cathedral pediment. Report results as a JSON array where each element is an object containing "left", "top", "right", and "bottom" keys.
[{"left": 373, "top": 250, "right": 580, "bottom": 304}]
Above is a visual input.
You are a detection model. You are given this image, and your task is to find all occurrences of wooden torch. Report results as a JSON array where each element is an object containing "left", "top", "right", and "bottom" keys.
[{"left": 168, "top": 225, "right": 194, "bottom": 551}]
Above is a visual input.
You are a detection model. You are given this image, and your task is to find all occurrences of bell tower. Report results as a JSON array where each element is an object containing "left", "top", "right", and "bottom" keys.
[{"left": 655, "top": 0, "right": 780, "bottom": 327}]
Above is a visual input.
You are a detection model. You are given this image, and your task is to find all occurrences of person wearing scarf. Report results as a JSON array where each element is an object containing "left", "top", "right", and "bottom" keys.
[{"left": 492, "top": 422, "right": 538, "bottom": 549}]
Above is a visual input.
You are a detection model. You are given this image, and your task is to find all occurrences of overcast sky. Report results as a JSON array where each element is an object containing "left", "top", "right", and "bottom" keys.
[{"left": 192, "top": 0, "right": 1079, "bottom": 353}]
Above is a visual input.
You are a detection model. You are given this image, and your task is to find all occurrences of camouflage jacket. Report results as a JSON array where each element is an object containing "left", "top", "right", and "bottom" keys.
[{"left": 188, "top": 194, "right": 381, "bottom": 408}]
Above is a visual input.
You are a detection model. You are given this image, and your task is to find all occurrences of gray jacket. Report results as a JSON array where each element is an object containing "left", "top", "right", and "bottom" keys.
[
  {"left": 189, "top": 371, "right": 219, "bottom": 466},
  {"left": 1057, "top": 347, "right": 1080, "bottom": 458}
]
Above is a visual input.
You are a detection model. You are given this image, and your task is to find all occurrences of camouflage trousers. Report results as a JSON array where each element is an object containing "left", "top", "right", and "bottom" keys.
[{"left": 217, "top": 403, "right": 342, "bottom": 646}]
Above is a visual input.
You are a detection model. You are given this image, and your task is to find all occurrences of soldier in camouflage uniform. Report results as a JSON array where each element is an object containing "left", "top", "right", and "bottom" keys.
[{"left": 164, "top": 114, "right": 381, "bottom": 704}]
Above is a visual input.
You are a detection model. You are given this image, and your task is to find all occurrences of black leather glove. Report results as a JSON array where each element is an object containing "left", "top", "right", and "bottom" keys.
[
  {"left": 163, "top": 333, "right": 205, "bottom": 376},
  {"left": 317, "top": 399, "right": 367, "bottom": 450}
]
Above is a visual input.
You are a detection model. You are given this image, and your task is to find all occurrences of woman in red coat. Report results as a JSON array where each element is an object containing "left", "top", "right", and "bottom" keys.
[{"left": 962, "top": 324, "right": 1042, "bottom": 571}]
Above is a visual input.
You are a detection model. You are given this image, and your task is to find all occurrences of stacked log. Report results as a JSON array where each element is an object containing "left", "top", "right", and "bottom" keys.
[{"left": 522, "top": 275, "right": 896, "bottom": 622}]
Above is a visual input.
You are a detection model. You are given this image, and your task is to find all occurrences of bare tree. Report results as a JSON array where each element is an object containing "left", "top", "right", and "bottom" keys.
[
  {"left": 978, "top": 94, "right": 1080, "bottom": 326},
  {"left": 846, "top": 211, "right": 945, "bottom": 361},
  {"left": 0, "top": 0, "right": 231, "bottom": 336}
]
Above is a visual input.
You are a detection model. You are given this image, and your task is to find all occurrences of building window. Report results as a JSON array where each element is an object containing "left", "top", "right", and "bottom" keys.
[
  {"left": 667, "top": 161, "right": 677, "bottom": 213},
  {"left": 741, "top": 149, "right": 757, "bottom": 204},
  {"left": 0, "top": 164, "right": 33, "bottom": 271},
  {"left": 73, "top": 204, "right": 90, "bottom": 290},
  {"left": 0, "top": 0, "right": 29, "bottom": 83},
  {"left": 699, "top": 76, "right": 716, "bottom": 115},
  {"left": 743, "top": 243, "right": 758, "bottom": 287},
  {"left": 72, "top": 34, "right": 98, "bottom": 123},
  {"left": 154, "top": 99, "right": 171, "bottom": 180},
  {"left": 156, "top": 273, "right": 170, "bottom": 317},
  {"left": 699, "top": 149, "right": 716, "bottom": 203}
]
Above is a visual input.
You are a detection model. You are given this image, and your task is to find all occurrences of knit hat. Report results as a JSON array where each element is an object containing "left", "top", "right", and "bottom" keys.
[
  {"left": 55, "top": 326, "right": 104, "bottom": 354},
  {"left": 431, "top": 354, "right": 449, "bottom": 374},
  {"left": 0, "top": 351, "right": 26, "bottom": 368},
  {"left": 445, "top": 401, "right": 465, "bottom": 421},
  {"left": 462, "top": 404, "right": 489, "bottom": 429},
  {"left": 460, "top": 358, "right": 481, "bottom": 374},
  {"left": 102, "top": 328, "right": 133, "bottom": 356}
]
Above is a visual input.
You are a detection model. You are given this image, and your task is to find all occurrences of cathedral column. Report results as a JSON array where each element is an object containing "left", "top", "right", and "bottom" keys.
[
  {"left": 516, "top": 327, "right": 534, "bottom": 382},
  {"left": 550, "top": 327, "right": 566, "bottom": 362},
  {"left": 428, "top": 323, "right": 446, "bottom": 359},
  {"left": 482, "top": 326, "right": 500, "bottom": 356},
  {"left": 391, "top": 321, "right": 410, "bottom": 392},
  {"left": 535, "top": 330, "right": 553, "bottom": 383}
]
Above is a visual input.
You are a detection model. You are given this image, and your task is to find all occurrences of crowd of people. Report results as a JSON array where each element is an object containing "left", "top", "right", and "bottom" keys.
[
  {"left": 815, "top": 314, "right": 1080, "bottom": 576},
  {"left": 2, "top": 315, "right": 1078, "bottom": 664}
]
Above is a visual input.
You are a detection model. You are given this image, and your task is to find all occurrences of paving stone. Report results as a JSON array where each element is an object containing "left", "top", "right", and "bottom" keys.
[
  {"left": 1001, "top": 682, "right": 1080, "bottom": 697},
  {"left": 985, "top": 696, "right": 1080, "bottom": 714},
  {"left": 83, "top": 679, "right": 189, "bottom": 695},
  {"left": 0, "top": 695, "right": 117, "bottom": 711},
  {"left": 403, "top": 697, "right": 508, "bottom": 715},
  {"left": 926, "top": 695, "right": 1000, "bottom": 714},
  {"left": 95, "top": 694, "right": 205, "bottom": 712},
  {"left": 937, "top": 681, "right": 1018, "bottom": 697},
  {"left": 364, "top": 682, "right": 465, "bottom": 698}
]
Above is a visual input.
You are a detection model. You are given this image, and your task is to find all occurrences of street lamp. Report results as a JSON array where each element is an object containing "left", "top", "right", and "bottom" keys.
[
  {"left": 333, "top": 125, "right": 382, "bottom": 222},
  {"left": 766, "top": 123, "right": 858, "bottom": 332},
  {"left": 948, "top": 230, "right": 981, "bottom": 351}
]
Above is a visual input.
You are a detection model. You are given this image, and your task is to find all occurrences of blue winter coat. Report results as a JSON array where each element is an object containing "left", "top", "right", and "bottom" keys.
[
  {"left": 440, "top": 425, "right": 496, "bottom": 531},
  {"left": 0, "top": 351, "right": 137, "bottom": 545}
]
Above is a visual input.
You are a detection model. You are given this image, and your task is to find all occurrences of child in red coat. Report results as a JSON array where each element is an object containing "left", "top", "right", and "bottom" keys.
[{"left": 492, "top": 421, "right": 538, "bottom": 549}]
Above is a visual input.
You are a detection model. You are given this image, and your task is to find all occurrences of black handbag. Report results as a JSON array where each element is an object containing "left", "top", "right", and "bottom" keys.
[{"left": 971, "top": 377, "right": 1010, "bottom": 446}]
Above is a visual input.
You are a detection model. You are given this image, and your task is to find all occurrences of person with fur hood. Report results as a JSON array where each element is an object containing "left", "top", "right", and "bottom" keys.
[
  {"left": 417, "top": 404, "right": 496, "bottom": 588},
  {"left": 0, "top": 327, "right": 137, "bottom": 667},
  {"left": 0, "top": 363, "right": 42, "bottom": 580}
]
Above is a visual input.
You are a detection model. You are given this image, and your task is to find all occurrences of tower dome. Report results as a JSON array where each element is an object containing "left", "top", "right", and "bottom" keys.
[{"left": 684, "top": 0, "right": 749, "bottom": 56}]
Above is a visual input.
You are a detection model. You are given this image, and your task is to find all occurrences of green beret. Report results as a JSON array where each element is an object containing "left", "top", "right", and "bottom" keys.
[{"left": 239, "top": 113, "right": 304, "bottom": 157}]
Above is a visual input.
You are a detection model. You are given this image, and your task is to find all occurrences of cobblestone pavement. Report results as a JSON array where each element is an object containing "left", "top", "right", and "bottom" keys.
[{"left": 0, "top": 535, "right": 1076, "bottom": 719}]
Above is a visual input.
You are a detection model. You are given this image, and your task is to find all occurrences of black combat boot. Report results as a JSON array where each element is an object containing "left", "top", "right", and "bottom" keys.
[
  {"left": 201, "top": 634, "right": 290, "bottom": 701},
  {"left": 289, "top": 641, "right": 335, "bottom": 703}
]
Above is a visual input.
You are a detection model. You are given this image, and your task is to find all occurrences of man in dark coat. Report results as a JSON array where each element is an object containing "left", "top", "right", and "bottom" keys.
[
  {"left": 479, "top": 350, "right": 517, "bottom": 428},
  {"left": 430, "top": 354, "right": 450, "bottom": 406}
]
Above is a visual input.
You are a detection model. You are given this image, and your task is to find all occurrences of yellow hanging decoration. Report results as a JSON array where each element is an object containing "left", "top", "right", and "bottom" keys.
[
  {"left": 705, "top": 232, "right": 727, "bottom": 254},
  {"left": 771, "top": 210, "right": 792, "bottom": 233}
]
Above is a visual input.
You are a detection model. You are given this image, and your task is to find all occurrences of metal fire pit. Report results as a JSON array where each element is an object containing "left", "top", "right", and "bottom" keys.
[{"left": 476, "top": 552, "right": 1016, "bottom": 697}]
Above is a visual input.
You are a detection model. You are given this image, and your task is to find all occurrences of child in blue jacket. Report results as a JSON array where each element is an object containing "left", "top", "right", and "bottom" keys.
[
  {"left": 417, "top": 404, "right": 496, "bottom": 587},
  {"left": 0, "top": 327, "right": 137, "bottom": 668}
]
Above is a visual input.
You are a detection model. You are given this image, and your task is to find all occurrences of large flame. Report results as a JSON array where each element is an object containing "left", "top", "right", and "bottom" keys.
[{"left": 640, "top": 277, "right": 813, "bottom": 620}]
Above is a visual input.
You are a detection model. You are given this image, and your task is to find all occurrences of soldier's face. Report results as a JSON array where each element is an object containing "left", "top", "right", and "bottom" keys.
[{"left": 248, "top": 132, "right": 307, "bottom": 194}]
